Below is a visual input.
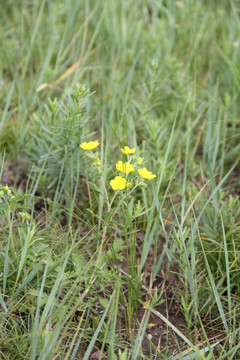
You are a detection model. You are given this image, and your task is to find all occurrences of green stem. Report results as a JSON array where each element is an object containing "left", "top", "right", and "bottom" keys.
[{"left": 8, "top": 207, "right": 16, "bottom": 257}]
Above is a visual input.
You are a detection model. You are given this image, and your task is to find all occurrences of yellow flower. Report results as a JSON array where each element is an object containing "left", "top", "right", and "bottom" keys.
[
  {"left": 121, "top": 146, "right": 136, "bottom": 155},
  {"left": 138, "top": 167, "right": 156, "bottom": 180},
  {"left": 80, "top": 140, "right": 99, "bottom": 150},
  {"left": 110, "top": 176, "right": 127, "bottom": 190},
  {"left": 116, "top": 161, "right": 134, "bottom": 174}
]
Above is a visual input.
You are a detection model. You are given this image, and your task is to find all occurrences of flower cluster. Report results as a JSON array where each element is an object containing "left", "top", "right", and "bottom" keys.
[
  {"left": 0, "top": 184, "right": 15, "bottom": 201},
  {"left": 18, "top": 212, "right": 31, "bottom": 222},
  {"left": 111, "top": 146, "right": 156, "bottom": 190},
  {"left": 79, "top": 140, "right": 156, "bottom": 191}
]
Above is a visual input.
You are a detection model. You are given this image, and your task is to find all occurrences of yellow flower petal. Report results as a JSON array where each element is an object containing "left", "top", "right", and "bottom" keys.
[
  {"left": 116, "top": 161, "right": 134, "bottom": 174},
  {"left": 138, "top": 167, "right": 156, "bottom": 180},
  {"left": 148, "top": 323, "right": 157, "bottom": 327},
  {"left": 80, "top": 140, "right": 99, "bottom": 150},
  {"left": 110, "top": 176, "right": 127, "bottom": 190},
  {"left": 121, "top": 146, "right": 136, "bottom": 155}
]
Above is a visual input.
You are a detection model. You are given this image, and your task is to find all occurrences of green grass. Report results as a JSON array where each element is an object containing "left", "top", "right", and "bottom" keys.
[{"left": 0, "top": 0, "right": 240, "bottom": 359}]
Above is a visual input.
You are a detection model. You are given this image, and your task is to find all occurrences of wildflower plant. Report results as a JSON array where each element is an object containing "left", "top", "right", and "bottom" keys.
[
  {"left": 79, "top": 140, "right": 157, "bottom": 328},
  {"left": 79, "top": 140, "right": 157, "bottom": 240},
  {"left": 80, "top": 140, "right": 156, "bottom": 277}
]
